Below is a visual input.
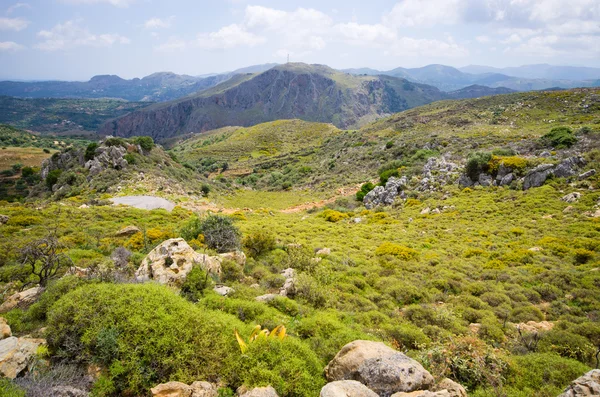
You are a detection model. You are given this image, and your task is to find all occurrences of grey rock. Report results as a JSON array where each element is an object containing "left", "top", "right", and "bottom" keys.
[
  {"left": 499, "top": 173, "right": 514, "bottom": 186},
  {"left": 478, "top": 173, "right": 493, "bottom": 187},
  {"left": 320, "top": 380, "right": 378, "bottom": 397},
  {"left": 496, "top": 163, "right": 510, "bottom": 180},
  {"left": 214, "top": 285, "right": 234, "bottom": 296},
  {"left": 458, "top": 174, "right": 473, "bottom": 188},
  {"left": 281, "top": 268, "right": 295, "bottom": 279},
  {"left": 554, "top": 156, "right": 586, "bottom": 178},
  {"left": 0, "top": 215, "right": 8, "bottom": 225},
  {"left": 363, "top": 177, "right": 406, "bottom": 209},
  {"left": 432, "top": 378, "right": 467, "bottom": 397},
  {"left": 238, "top": 386, "right": 279, "bottom": 397},
  {"left": 558, "top": 369, "right": 600, "bottom": 397},
  {"left": 561, "top": 192, "right": 582, "bottom": 203},
  {"left": 540, "top": 151, "right": 551, "bottom": 157},
  {"left": 523, "top": 164, "right": 554, "bottom": 190},
  {"left": 279, "top": 278, "right": 296, "bottom": 297},
  {"left": 255, "top": 294, "right": 278, "bottom": 303},
  {"left": 579, "top": 169, "right": 596, "bottom": 180}
]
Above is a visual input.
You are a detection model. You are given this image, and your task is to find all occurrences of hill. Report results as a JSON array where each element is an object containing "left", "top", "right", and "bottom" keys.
[
  {"left": 447, "top": 85, "right": 516, "bottom": 99},
  {"left": 0, "top": 96, "right": 150, "bottom": 135},
  {"left": 98, "top": 63, "right": 447, "bottom": 141}
]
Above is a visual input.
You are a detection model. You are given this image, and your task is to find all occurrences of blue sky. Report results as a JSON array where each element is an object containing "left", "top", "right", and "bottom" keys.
[{"left": 0, "top": 0, "right": 599, "bottom": 80}]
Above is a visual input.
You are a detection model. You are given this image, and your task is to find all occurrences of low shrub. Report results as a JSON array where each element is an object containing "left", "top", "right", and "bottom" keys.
[
  {"left": 320, "top": 209, "right": 348, "bottom": 223},
  {"left": 537, "top": 330, "right": 595, "bottom": 363},
  {"left": 376, "top": 242, "right": 418, "bottom": 260},
  {"left": 541, "top": 126, "right": 577, "bottom": 148},
  {"left": 0, "top": 379, "right": 25, "bottom": 397},
  {"left": 243, "top": 230, "right": 276, "bottom": 258},
  {"left": 356, "top": 182, "right": 375, "bottom": 202},
  {"left": 134, "top": 136, "right": 154, "bottom": 152},
  {"left": 180, "top": 266, "right": 213, "bottom": 302},
  {"left": 465, "top": 152, "right": 492, "bottom": 180}
]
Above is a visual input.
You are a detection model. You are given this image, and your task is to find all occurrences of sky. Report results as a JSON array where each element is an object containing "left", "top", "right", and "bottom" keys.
[{"left": 0, "top": 0, "right": 599, "bottom": 81}]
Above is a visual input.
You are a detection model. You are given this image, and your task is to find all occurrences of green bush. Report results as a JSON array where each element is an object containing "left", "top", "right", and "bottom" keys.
[
  {"left": 221, "top": 259, "right": 244, "bottom": 283},
  {"left": 123, "top": 153, "right": 136, "bottom": 165},
  {"left": 379, "top": 168, "right": 399, "bottom": 185},
  {"left": 134, "top": 136, "right": 155, "bottom": 152},
  {"left": 383, "top": 322, "right": 431, "bottom": 350},
  {"left": 541, "top": 127, "right": 577, "bottom": 148},
  {"left": 85, "top": 142, "right": 99, "bottom": 161},
  {"left": 243, "top": 230, "right": 276, "bottom": 258},
  {"left": 465, "top": 152, "right": 492, "bottom": 180},
  {"left": 45, "top": 169, "right": 62, "bottom": 189},
  {"left": 46, "top": 283, "right": 245, "bottom": 395},
  {"left": 356, "top": 182, "right": 375, "bottom": 202},
  {"left": 537, "top": 330, "right": 595, "bottom": 363},
  {"left": 201, "top": 215, "right": 241, "bottom": 253},
  {"left": 180, "top": 216, "right": 203, "bottom": 241},
  {"left": 180, "top": 266, "right": 213, "bottom": 302},
  {"left": 0, "top": 379, "right": 25, "bottom": 397}
]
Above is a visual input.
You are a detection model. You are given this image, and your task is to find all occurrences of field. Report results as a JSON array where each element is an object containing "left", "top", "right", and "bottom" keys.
[{"left": 0, "top": 147, "right": 53, "bottom": 170}]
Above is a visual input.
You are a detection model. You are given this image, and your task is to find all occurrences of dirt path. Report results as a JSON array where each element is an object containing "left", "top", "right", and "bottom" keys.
[{"left": 280, "top": 185, "right": 361, "bottom": 213}]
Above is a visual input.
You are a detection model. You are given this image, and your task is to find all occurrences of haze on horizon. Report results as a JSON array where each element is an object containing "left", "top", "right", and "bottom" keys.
[{"left": 0, "top": 0, "right": 599, "bottom": 81}]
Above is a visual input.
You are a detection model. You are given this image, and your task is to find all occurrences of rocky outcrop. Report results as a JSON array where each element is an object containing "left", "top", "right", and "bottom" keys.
[
  {"left": 0, "top": 215, "right": 8, "bottom": 224},
  {"left": 558, "top": 369, "right": 600, "bottom": 397},
  {"left": 554, "top": 156, "right": 586, "bottom": 178},
  {"left": 0, "top": 286, "right": 43, "bottom": 313},
  {"left": 579, "top": 169, "right": 596, "bottom": 180},
  {"left": 363, "top": 177, "right": 407, "bottom": 209},
  {"left": 237, "top": 386, "right": 279, "bottom": 397},
  {"left": 135, "top": 238, "right": 245, "bottom": 286},
  {"left": 115, "top": 225, "right": 141, "bottom": 236},
  {"left": 85, "top": 145, "right": 128, "bottom": 176},
  {"left": 151, "top": 381, "right": 217, "bottom": 397},
  {"left": 279, "top": 268, "right": 296, "bottom": 297},
  {"left": 523, "top": 164, "right": 554, "bottom": 190},
  {"left": 0, "top": 317, "right": 11, "bottom": 339},
  {"left": 320, "top": 380, "right": 378, "bottom": 397},
  {"left": 325, "top": 340, "right": 434, "bottom": 397},
  {"left": 0, "top": 336, "right": 46, "bottom": 378},
  {"left": 561, "top": 192, "right": 581, "bottom": 203}
]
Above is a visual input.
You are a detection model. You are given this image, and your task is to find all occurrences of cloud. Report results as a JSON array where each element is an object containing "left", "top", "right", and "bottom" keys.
[
  {"left": 0, "top": 41, "right": 24, "bottom": 51},
  {"left": 0, "top": 17, "right": 29, "bottom": 31},
  {"left": 60, "top": 0, "right": 136, "bottom": 7},
  {"left": 154, "top": 37, "right": 187, "bottom": 52},
  {"left": 195, "top": 24, "right": 265, "bottom": 50},
  {"left": 475, "top": 35, "right": 491, "bottom": 43},
  {"left": 383, "top": 0, "right": 463, "bottom": 27},
  {"left": 508, "top": 34, "right": 600, "bottom": 59},
  {"left": 6, "top": 3, "right": 31, "bottom": 15},
  {"left": 36, "top": 20, "right": 130, "bottom": 51},
  {"left": 144, "top": 16, "right": 174, "bottom": 29}
]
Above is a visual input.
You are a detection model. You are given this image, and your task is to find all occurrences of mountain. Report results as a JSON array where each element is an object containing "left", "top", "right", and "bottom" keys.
[
  {"left": 460, "top": 64, "right": 600, "bottom": 80},
  {"left": 98, "top": 63, "right": 447, "bottom": 141},
  {"left": 447, "top": 85, "right": 515, "bottom": 99}
]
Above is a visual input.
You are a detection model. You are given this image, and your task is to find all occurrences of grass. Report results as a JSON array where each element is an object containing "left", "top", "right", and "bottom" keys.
[{"left": 0, "top": 147, "right": 54, "bottom": 170}]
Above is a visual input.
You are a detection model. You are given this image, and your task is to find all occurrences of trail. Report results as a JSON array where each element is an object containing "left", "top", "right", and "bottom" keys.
[{"left": 279, "top": 185, "right": 361, "bottom": 213}]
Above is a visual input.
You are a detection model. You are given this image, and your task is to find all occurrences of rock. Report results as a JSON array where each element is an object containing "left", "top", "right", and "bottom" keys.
[
  {"left": 468, "top": 323, "right": 481, "bottom": 334},
  {"left": 48, "top": 386, "right": 90, "bottom": 397},
  {"left": 0, "top": 317, "right": 11, "bottom": 339},
  {"left": 430, "top": 208, "right": 441, "bottom": 215},
  {"left": 238, "top": 386, "right": 279, "bottom": 397},
  {"left": 579, "top": 169, "right": 596, "bottom": 180},
  {"left": 256, "top": 294, "right": 278, "bottom": 303},
  {"left": 478, "top": 173, "right": 493, "bottom": 187},
  {"left": 515, "top": 320, "right": 554, "bottom": 333},
  {"left": 390, "top": 391, "right": 449, "bottom": 397},
  {"left": 0, "top": 286, "right": 44, "bottom": 313},
  {"left": 0, "top": 215, "right": 9, "bottom": 224},
  {"left": 363, "top": 177, "right": 406, "bottom": 209},
  {"left": 558, "top": 369, "right": 600, "bottom": 397},
  {"left": 458, "top": 175, "right": 473, "bottom": 188},
  {"left": 218, "top": 251, "right": 247, "bottom": 266},
  {"left": 190, "top": 381, "right": 217, "bottom": 397},
  {"left": 523, "top": 164, "right": 554, "bottom": 190},
  {"left": 496, "top": 163, "right": 510, "bottom": 180},
  {"left": 214, "top": 285, "right": 235, "bottom": 296},
  {"left": 78, "top": 204, "right": 89, "bottom": 209},
  {"left": 562, "top": 192, "right": 582, "bottom": 203},
  {"left": 0, "top": 336, "right": 46, "bottom": 378},
  {"left": 554, "top": 156, "right": 586, "bottom": 179},
  {"left": 115, "top": 225, "right": 141, "bottom": 236},
  {"left": 563, "top": 206, "right": 574, "bottom": 213},
  {"left": 540, "top": 151, "right": 551, "bottom": 157},
  {"left": 85, "top": 145, "right": 128, "bottom": 176},
  {"left": 281, "top": 268, "right": 295, "bottom": 279},
  {"left": 499, "top": 173, "right": 514, "bottom": 186},
  {"left": 316, "top": 248, "right": 331, "bottom": 256},
  {"left": 325, "top": 340, "right": 434, "bottom": 396},
  {"left": 432, "top": 378, "right": 467, "bottom": 397},
  {"left": 420, "top": 207, "right": 430, "bottom": 215},
  {"left": 151, "top": 381, "right": 193, "bottom": 397},
  {"left": 320, "top": 380, "right": 378, "bottom": 397},
  {"left": 135, "top": 238, "right": 221, "bottom": 286},
  {"left": 528, "top": 246, "right": 543, "bottom": 252},
  {"left": 280, "top": 277, "right": 296, "bottom": 297}
]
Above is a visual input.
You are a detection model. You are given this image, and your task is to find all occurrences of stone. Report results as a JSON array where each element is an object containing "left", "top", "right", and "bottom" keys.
[
  {"left": 281, "top": 268, "right": 295, "bottom": 279},
  {"left": 0, "top": 336, "right": 46, "bottom": 378},
  {"left": 214, "top": 285, "right": 235, "bottom": 296},
  {"left": 391, "top": 391, "right": 449, "bottom": 397},
  {"left": 562, "top": 192, "right": 582, "bottom": 203},
  {"left": 135, "top": 238, "right": 221, "bottom": 286},
  {"left": 0, "top": 317, "right": 11, "bottom": 339},
  {"left": 48, "top": 386, "right": 90, "bottom": 397},
  {"left": 468, "top": 323, "right": 481, "bottom": 334},
  {"left": 499, "top": 173, "right": 514, "bottom": 186},
  {"left": 554, "top": 156, "right": 586, "bottom": 179},
  {"left": 0, "top": 286, "right": 44, "bottom": 313},
  {"left": 363, "top": 177, "right": 407, "bottom": 209},
  {"left": 420, "top": 207, "right": 430, "bottom": 215},
  {"left": 540, "top": 151, "right": 551, "bottom": 157},
  {"left": 320, "top": 380, "right": 378, "bottom": 397},
  {"left": 237, "top": 386, "right": 279, "bottom": 397},
  {"left": 515, "top": 320, "right": 554, "bottom": 333},
  {"left": 457, "top": 175, "right": 473, "bottom": 188},
  {"left": 151, "top": 381, "right": 193, "bottom": 397},
  {"left": 478, "top": 173, "right": 493, "bottom": 187},
  {"left": 256, "top": 294, "right": 278, "bottom": 303},
  {"left": 115, "top": 225, "right": 141, "bottom": 236},
  {"left": 218, "top": 251, "right": 247, "bottom": 266},
  {"left": 316, "top": 248, "right": 331, "bottom": 256},
  {"left": 430, "top": 208, "right": 441, "bottom": 215},
  {"left": 523, "top": 164, "right": 554, "bottom": 190},
  {"left": 325, "top": 340, "right": 434, "bottom": 397},
  {"left": 579, "top": 169, "right": 596, "bottom": 180},
  {"left": 432, "top": 378, "right": 467, "bottom": 397},
  {"left": 190, "top": 381, "right": 217, "bottom": 397},
  {"left": 563, "top": 206, "right": 574, "bottom": 213},
  {"left": 279, "top": 277, "right": 296, "bottom": 297},
  {"left": 0, "top": 215, "right": 8, "bottom": 224},
  {"left": 558, "top": 369, "right": 600, "bottom": 397}
]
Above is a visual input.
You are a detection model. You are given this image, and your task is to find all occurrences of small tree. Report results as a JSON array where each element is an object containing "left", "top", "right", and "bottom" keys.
[
  {"left": 201, "top": 215, "right": 240, "bottom": 253},
  {"left": 21, "top": 235, "right": 73, "bottom": 287}
]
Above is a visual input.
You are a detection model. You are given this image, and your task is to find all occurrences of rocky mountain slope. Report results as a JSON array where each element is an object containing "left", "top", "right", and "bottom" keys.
[{"left": 98, "top": 63, "right": 447, "bottom": 141}]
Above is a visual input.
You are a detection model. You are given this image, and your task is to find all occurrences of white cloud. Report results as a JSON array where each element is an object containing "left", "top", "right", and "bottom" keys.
[
  {"left": 0, "top": 17, "right": 29, "bottom": 31},
  {"left": 509, "top": 34, "right": 600, "bottom": 59},
  {"left": 154, "top": 37, "right": 187, "bottom": 52},
  {"left": 475, "top": 35, "right": 491, "bottom": 43},
  {"left": 60, "top": 0, "right": 136, "bottom": 7},
  {"left": 195, "top": 24, "right": 265, "bottom": 50},
  {"left": 144, "top": 16, "right": 174, "bottom": 29},
  {"left": 36, "top": 20, "right": 130, "bottom": 51},
  {"left": 383, "top": 0, "right": 463, "bottom": 27},
  {"left": 0, "top": 41, "right": 24, "bottom": 51},
  {"left": 6, "top": 3, "right": 31, "bottom": 15}
]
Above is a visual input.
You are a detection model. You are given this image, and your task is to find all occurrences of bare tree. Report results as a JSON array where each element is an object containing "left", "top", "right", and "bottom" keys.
[{"left": 21, "top": 234, "right": 73, "bottom": 287}]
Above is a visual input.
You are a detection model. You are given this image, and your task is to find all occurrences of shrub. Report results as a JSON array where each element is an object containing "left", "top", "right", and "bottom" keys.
[
  {"left": 45, "top": 169, "right": 62, "bottom": 190},
  {"left": 376, "top": 242, "right": 418, "bottom": 260},
  {"left": 537, "top": 330, "right": 595, "bottom": 363},
  {"left": 200, "top": 215, "right": 241, "bottom": 253},
  {"left": 320, "top": 209, "right": 348, "bottom": 223},
  {"left": 180, "top": 266, "right": 213, "bottom": 302},
  {"left": 243, "top": 230, "right": 276, "bottom": 258},
  {"left": 180, "top": 216, "right": 203, "bottom": 241},
  {"left": 46, "top": 283, "right": 245, "bottom": 395},
  {"left": 487, "top": 156, "right": 528, "bottom": 175},
  {"left": 201, "top": 184, "right": 211, "bottom": 196},
  {"left": 465, "top": 152, "right": 492, "bottom": 180},
  {"left": 123, "top": 153, "right": 136, "bottom": 165},
  {"left": 510, "top": 305, "right": 544, "bottom": 323},
  {"left": 379, "top": 169, "right": 399, "bottom": 185},
  {"left": 541, "top": 126, "right": 577, "bottom": 148},
  {"left": 221, "top": 260, "right": 244, "bottom": 283},
  {"left": 85, "top": 142, "right": 98, "bottom": 161},
  {"left": 356, "top": 182, "right": 375, "bottom": 202},
  {"left": 103, "top": 137, "right": 125, "bottom": 147},
  {"left": 384, "top": 322, "right": 431, "bottom": 350},
  {"left": 574, "top": 249, "right": 594, "bottom": 264},
  {"left": 0, "top": 379, "right": 25, "bottom": 397}
]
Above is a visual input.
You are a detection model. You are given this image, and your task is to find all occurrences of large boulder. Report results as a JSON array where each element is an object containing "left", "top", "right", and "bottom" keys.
[
  {"left": 499, "top": 173, "right": 514, "bottom": 186},
  {"left": 458, "top": 175, "right": 473, "bottom": 188},
  {"left": 237, "top": 386, "right": 279, "bottom": 397},
  {"left": 115, "top": 225, "right": 141, "bottom": 236},
  {"left": 135, "top": 238, "right": 222, "bottom": 286},
  {"left": 432, "top": 379, "right": 467, "bottom": 397},
  {"left": 558, "top": 369, "right": 600, "bottom": 397},
  {"left": 0, "top": 336, "right": 46, "bottom": 378},
  {"left": 320, "top": 380, "right": 378, "bottom": 397},
  {"left": 363, "top": 177, "right": 407, "bottom": 209},
  {"left": 325, "top": 340, "right": 434, "bottom": 397},
  {"left": 554, "top": 156, "right": 586, "bottom": 179},
  {"left": 0, "top": 317, "right": 11, "bottom": 339},
  {"left": 523, "top": 164, "right": 554, "bottom": 190},
  {"left": 0, "top": 286, "right": 44, "bottom": 313}
]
